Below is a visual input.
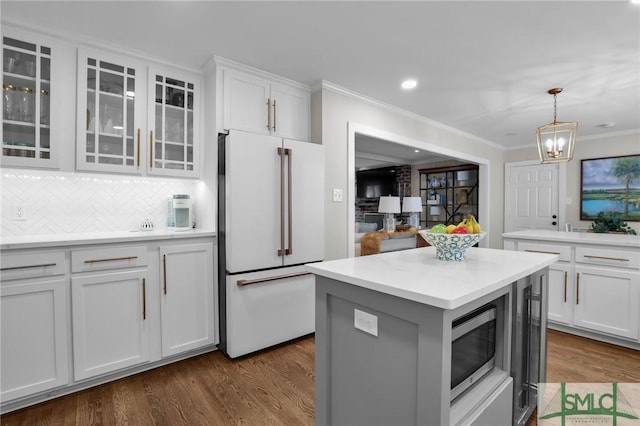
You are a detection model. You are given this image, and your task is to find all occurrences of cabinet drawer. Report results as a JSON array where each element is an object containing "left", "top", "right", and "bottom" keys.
[
  {"left": 0, "top": 251, "right": 66, "bottom": 281},
  {"left": 575, "top": 246, "right": 640, "bottom": 270},
  {"left": 71, "top": 246, "right": 147, "bottom": 273},
  {"left": 517, "top": 242, "right": 571, "bottom": 262}
]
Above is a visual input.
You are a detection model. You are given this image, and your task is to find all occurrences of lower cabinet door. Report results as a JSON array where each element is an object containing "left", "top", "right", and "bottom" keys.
[
  {"left": 71, "top": 270, "right": 149, "bottom": 380},
  {"left": 1, "top": 278, "right": 69, "bottom": 401},
  {"left": 573, "top": 266, "right": 640, "bottom": 340},
  {"left": 547, "top": 263, "right": 573, "bottom": 325},
  {"left": 159, "top": 243, "right": 215, "bottom": 357}
]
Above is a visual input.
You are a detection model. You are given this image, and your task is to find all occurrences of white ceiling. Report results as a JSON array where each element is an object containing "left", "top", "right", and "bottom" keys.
[{"left": 3, "top": 1, "right": 639, "bottom": 153}]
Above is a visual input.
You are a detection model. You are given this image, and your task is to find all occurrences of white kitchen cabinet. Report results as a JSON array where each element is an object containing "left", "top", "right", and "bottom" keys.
[
  {"left": 219, "top": 59, "right": 310, "bottom": 141},
  {"left": 159, "top": 242, "right": 215, "bottom": 357},
  {"left": 0, "top": 252, "right": 69, "bottom": 402},
  {"left": 76, "top": 49, "right": 200, "bottom": 177},
  {"left": 71, "top": 246, "right": 149, "bottom": 380},
  {"left": 148, "top": 67, "right": 200, "bottom": 177},
  {"left": 2, "top": 28, "right": 60, "bottom": 168},
  {"left": 503, "top": 230, "right": 640, "bottom": 347},
  {"left": 573, "top": 265, "right": 639, "bottom": 340},
  {"left": 546, "top": 262, "right": 573, "bottom": 326}
]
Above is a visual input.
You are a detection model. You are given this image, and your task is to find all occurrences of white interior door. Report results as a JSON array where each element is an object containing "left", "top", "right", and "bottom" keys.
[{"left": 505, "top": 162, "right": 560, "bottom": 232}]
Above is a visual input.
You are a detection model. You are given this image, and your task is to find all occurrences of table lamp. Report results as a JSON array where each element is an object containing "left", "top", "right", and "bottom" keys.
[
  {"left": 378, "top": 196, "right": 400, "bottom": 232},
  {"left": 402, "top": 196, "right": 423, "bottom": 229}
]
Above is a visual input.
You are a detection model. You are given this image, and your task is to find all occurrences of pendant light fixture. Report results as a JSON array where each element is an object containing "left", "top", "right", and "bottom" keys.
[{"left": 536, "top": 88, "right": 578, "bottom": 164}]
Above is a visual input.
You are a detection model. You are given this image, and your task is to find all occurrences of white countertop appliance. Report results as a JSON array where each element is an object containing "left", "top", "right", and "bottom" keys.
[
  {"left": 217, "top": 129, "right": 324, "bottom": 358},
  {"left": 171, "top": 194, "right": 192, "bottom": 230}
]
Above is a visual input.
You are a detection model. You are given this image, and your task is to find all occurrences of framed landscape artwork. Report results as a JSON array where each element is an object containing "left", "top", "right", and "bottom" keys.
[{"left": 580, "top": 154, "right": 640, "bottom": 221}]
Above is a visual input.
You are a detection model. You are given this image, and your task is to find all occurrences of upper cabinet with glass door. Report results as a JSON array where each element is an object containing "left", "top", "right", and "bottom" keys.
[
  {"left": 2, "top": 32, "right": 57, "bottom": 168},
  {"left": 76, "top": 49, "right": 144, "bottom": 174},
  {"left": 148, "top": 68, "right": 199, "bottom": 177},
  {"left": 76, "top": 49, "right": 200, "bottom": 178}
]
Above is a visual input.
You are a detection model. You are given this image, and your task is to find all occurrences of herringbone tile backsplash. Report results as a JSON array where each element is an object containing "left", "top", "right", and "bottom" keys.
[{"left": 1, "top": 169, "right": 201, "bottom": 237}]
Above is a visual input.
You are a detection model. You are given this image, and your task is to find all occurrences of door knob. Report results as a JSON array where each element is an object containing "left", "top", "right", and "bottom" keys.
[
  {"left": 552, "top": 221, "right": 557, "bottom": 226},
  {"left": 552, "top": 214, "right": 557, "bottom": 219}
]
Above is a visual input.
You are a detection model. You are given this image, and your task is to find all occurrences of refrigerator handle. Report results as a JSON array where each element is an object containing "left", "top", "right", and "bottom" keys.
[
  {"left": 278, "top": 147, "right": 286, "bottom": 256},
  {"left": 285, "top": 147, "right": 293, "bottom": 255}
]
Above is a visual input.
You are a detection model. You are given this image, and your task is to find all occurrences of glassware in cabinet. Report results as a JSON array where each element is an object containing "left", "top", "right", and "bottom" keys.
[
  {"left": 2, "top": 35, "right": 53, "bottom": 165},
  {"left": 82, "top": 56, "right": 138, "bottom": 169},
  {"left": 148, "top": 71, "right": 198, "bottom": 176}
]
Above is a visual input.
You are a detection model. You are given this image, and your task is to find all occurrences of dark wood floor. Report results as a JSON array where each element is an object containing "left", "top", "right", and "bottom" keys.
[{"left": 2, "top": 330, "right": 638, "bottom": 425}]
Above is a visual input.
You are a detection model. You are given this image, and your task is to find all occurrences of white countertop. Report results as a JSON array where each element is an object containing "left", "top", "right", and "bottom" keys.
[
  {"left": 0, "top": 229, "right": 216, "bottom": 250},
  {"left": 502, "top": 230, "right": 639, "bottom": 248},
  {"left": 306, "top": 247, "right": 557, "bottom": 310}
]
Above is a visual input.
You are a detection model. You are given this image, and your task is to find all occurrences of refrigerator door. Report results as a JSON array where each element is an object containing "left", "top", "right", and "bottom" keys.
[
  {"left": 283, "top": 138, "right": 325, "bottom": 266},
  {"left": 225, "top": 130, "right": 283, "bottom": 273},
  {"left": 224, "top": 265, "right": 315, "bottom": 358}
]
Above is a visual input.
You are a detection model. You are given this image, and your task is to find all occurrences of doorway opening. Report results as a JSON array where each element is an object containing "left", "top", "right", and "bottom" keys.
[{"left": 347, "top": 122, "right": 491, "bottom": 257}]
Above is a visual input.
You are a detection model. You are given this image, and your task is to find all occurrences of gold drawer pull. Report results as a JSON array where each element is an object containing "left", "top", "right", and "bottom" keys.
[
  {"left": 524, "top": 249, "right": 561, "bottom": 255},
  {"left": 237, "top": 272, "right": 312, "bottom": 287},
  {"left": 583, "top": 254, "right": 629, "bottom": 262},
  {"left": 1, "top": 263, "right": 57, "bottom": 271},
  {"left": 84, "top": 256, "right": 138, "bottom": 264},
  {"left": 142, "top": 278, "right": 147, "bottom": 320}
]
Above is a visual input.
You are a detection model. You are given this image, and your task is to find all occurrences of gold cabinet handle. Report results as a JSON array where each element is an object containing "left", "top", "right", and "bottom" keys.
[
  {"left": 266, "top": 97, "right": 271, "bottom": 130},
  {"left": 163, "top": 254, "right": 167, "bottom": 295},
  {"left": 524, "top": 249, "right": 561, "bottom": 255},
  {"left": 142, "top": 278, "right": 147, "bottom": 320},
  {"left": 583, "top": 254, "right": 629, "bottom": 262},
  {"left": 272, "top": 99, "right": 277, "bottom": 132},
  {"left": 149, "top": 130, "right": 153, "bottom": 168},
  {"left": 563, "top": 271, "right": 567, "bottom": 303},
  {"left": 576, "top": 273, "right": 580, "bottom": 305},
  {"left": 1, "top": 263, "right": 57, "bottom": 271},
  {"left": 237, "top": 272, "right": 312, "bottom": 287},
  {"left": 137, "top": 128, "right": 141, "bottom": 167},
  {"left": 84, "top": 256, "right": 138, "bottom": 264}
]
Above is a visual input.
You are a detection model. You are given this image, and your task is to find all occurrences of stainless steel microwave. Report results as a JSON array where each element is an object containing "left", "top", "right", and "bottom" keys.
[{"left": 450, "top": 304, "right": 497, "bottom": 401}]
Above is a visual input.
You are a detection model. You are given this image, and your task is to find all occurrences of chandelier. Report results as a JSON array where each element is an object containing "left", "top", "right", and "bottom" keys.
[{"left": 536, "top": 88, "right": 578, "bottom": 164}]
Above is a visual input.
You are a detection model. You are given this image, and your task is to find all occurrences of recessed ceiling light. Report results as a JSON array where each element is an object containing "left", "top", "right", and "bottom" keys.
[
  {"left": 630, "top": 0, "right": 640, "bottom": 5},
  {"left": 401, "top": 80, "right": 417, "bottom": 90},
  {"left": 414, "top": 149, "right": 420, "bottom": 153}
]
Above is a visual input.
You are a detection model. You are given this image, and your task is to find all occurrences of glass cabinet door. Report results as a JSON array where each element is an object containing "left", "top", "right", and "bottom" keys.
[
  {"left": 84, "top": 56, "right": 137, "bottom": 169},
  {"left": 2, "top": 35, "right": 54, "bottom": 167},
  {"left": 149, "top": 70, "right": 198, "bottom": 177}
]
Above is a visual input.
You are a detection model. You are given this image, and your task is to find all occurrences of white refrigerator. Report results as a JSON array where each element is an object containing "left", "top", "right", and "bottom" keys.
[{"left": 218, "top": 129, "right": 324, "bottom": 358}]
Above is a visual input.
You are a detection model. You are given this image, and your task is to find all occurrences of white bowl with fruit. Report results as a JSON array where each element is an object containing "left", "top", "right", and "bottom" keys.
[{"left": 418, "top": 215, "right": 486, "bottom": 261}]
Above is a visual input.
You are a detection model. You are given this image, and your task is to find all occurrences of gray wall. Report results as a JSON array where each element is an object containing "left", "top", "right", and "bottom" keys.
[
  {"left": 505, "top": 131, "right": 640, "bottom": 233},
  {"left": 316, "top": 86, "right": 506, "bottom": 260}
]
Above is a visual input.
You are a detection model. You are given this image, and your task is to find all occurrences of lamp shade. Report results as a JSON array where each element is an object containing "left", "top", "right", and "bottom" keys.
[
  {"left": 402, "top": 196, "right": 422, "bottom": 213},
  {"left": 456, "top": 171, "right": 470, "bottom": 182},
  {"left": 378, "top": 196, "right": 400, "bottom": 213}
]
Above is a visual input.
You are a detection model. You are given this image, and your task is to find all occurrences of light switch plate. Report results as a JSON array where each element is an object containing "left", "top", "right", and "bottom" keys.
[
  {"left": 332, "top": 188, "right": 343, "bottom": 202},
  {"left": 354, "top": 309, "right": 378, "bottom": 336}
]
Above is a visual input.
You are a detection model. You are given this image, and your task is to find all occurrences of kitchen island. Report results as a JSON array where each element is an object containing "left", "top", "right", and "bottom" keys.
[{"left": 306, "top": 246, "right": 557, "bottom": 426}]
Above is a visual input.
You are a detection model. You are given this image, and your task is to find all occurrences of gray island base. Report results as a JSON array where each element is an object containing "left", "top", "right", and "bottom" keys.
[{"left": 306, "top": 246, "right": 557, "bottom": 426}]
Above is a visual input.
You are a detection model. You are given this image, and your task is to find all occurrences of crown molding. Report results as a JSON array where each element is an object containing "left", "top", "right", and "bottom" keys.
[{"left": 320, "top": 80, "right": 504, "bottom": 151}]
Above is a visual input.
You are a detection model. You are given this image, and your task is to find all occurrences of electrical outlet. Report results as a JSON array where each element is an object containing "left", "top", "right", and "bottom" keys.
[
  {"left": 13, "top": 204, "right": 26, "bottom": 221},
  {"left": 354, "top": 309, "right": 378, "bottom": 336},
  {"left": 332, "top": 188, "right": 343, "bottom": 202}
]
